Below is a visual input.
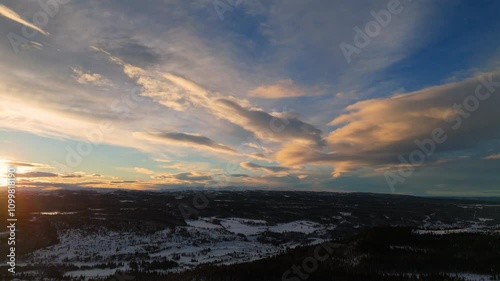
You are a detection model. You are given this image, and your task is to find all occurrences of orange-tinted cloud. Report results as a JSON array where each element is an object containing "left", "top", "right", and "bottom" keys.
[
  {"left": 276, "top": 71, "right": 500, "bottom": 177},
  {"left": 248, "top": 79, "right": 324, "bottom": 99},
  {"left": 0, "top": 4, "right": 49, "bottom": 35}
]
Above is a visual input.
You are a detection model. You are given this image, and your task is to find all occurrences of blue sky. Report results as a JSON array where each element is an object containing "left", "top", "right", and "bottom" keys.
[{"left": 0, "top": 0, "right": 499, "bottom": 196}]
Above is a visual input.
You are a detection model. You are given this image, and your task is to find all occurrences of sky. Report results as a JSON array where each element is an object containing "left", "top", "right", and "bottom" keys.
[{"left": 0, "top": 0, "right": 499, "bottom": 196}]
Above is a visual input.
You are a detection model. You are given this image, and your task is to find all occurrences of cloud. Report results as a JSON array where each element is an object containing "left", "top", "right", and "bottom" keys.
[
  {"left": 154, "top": 172, "right": 214, "bottom": 184},
  {"left": 110, "top": 180, "right": 138, "bottom": 184},
  {"left": 134, "top": 167, "right": 155, "bottom": 175},
  {"left": 240, "top": 161, "right": 291, "bottom": 173},
  {"left": 98, "top": 49, "right": 325, "bottom": 147},
  {"left": 0, "top": 4, "right": 49, "bottom": 35},
  {"left": 18, "top": 40, "right": 44, "bottom": 51},
  {"left": 229, "top": 174, "right": 249, "bottom": 178},
  {"left": 72, "top": 68, "right": 112, "bottom": 86},
  {"left": 60, "top": 174, "right": 84, "bottom": 178},
  {"left": 248, "top": 79, "right": 323, "bottom": 99},
  {"left": 0, "top": 57, "right": 169, "bottom": 157},
  {"left": 17, "top": 171, "right": 91, "bottom": 179},
  {"left": 215, "top": 98, "right": 325, "bottom": 146},
  {"left": 91, "top": 46, "right": 327, "bottom": 154},
  {"left": 107, "top": 56, "right": 197, "bottom": 112},
  {"left": 137, "top": 132, "right": 236, "bottom": 153},
  {"left": 21, "top": 180, "right": 153, "bottom": 190},
  {"left": 484, "top": 154, "right": 500, "bottom": 160},
  {"left": 6, "top": 161, "right": 47, "bottom": 168},
  {"left": 1, "top": 0, "right": 495, "bottom": 193},
  {"left": 159, "top": 72, "right": 324, "bottom": 146},
  {"left": 42, "top": 187, "right": 62, "bottom": 191},
  {"left": 277, "top": 71, "right": 500, "bottom": 177},
  {"left": 97, "top": 36, "right": 162, "bottom": 67},
  {"left": 258, "top": 0, "right": 435, "bottom": 89},
  {"left": 160, "top": 162, "right": 211, "bottom": 171},
  {"left": 18, "top": 171, "right": 59, "bottom": 178}
]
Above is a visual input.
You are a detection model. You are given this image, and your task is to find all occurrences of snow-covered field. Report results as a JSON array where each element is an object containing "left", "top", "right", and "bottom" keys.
[
  {"left": 27, "top": 217, "right": 331, "bottom": 277},
  {"left": 414, "top": 215, "right": 499, "bottom": 235},
  {"left": 65, "top": 268, "right": 118, "bottom": 278},
  {"left": 22, "top": 213, "right": 500, "bottom": 279},
  {"left": 186, "top": 217, "right": 323, "bottom": 235},
  {"left": 385, "top": 272, "right": 500, "bottom": 281},
  {"left": 452, "top": 273, "right": 500, "bottom": 281}
]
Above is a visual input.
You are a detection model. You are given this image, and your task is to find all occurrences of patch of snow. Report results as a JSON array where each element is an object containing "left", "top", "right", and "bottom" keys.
[
  {"left": 269, "top": 221, "right": 322, "bottom": 234},
  {"left": 65, "top": 268, "right": 117, "bottom": 278}
]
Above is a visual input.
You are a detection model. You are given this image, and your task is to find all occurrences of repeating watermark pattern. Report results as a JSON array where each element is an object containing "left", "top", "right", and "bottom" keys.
[
  {"left": 282, "top": 242, "right": 336, "bottom": 281},
  {"left": 385, "top": 74, "right": 500, "bottom": 191},
  {"left": 212, "top": 0, "right": 264, "bottom": 21},
  {"left": 339, "top": 0, "right": 412, "bottom": 64},
  {"left": 7, "top": 0, "right": 70, "bottom": 54},
  {"left": 6, "top": 166, "right": 17, "bottom": 274},
  {"left": 213, "top": 0, "right": 244, "bottom": 20}
]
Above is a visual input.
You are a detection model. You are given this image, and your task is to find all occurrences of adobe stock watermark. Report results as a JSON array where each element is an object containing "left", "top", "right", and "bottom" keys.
[
  {"left": 212, "top": 0, "right": 264, "bottom": 21},
  {"left": 385, "top": 74, "right": 500, "bottom": 191},
  {"left": 7, "top": 0, "right": 70, "bottom": 54},
  {"left": 213, "top": 0, "right": 244, "bottom": 20},
  {"left": 339, "top": 0, "right": 412, "bottom": 64},
  {"left": 282, "top": 242, "right": 335, "bottom": 281},
  {"left": 6, "top": 166, "right": 17, "bottom": 275}
]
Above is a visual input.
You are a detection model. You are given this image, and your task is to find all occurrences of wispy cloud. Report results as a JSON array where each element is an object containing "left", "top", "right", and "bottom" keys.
[
  {"left": 102, "top": 48, "right": 326, "bottom": 148},
  {"left": 241, "top": 161, "right": 291, "bottom": 173},
  {"left": 154, "top": 171, "right": 214, "bottom": 185},
  {"left": 137, "top": 132, "right": 236, "bottom": 154},
  {"left": 6, "top": 161, "right": 49, "bottom": 168},
  {"left": 0, "top": 4, "right": 49, "bottom": 35},
  {"left": 134, "top": 167, "right": 155, "bottom": 175},
  {"left": 248, "top": 79, "right": 324, "bottom": 99},
  {"left": 484, "top": 154, "right": 500, "bottom": 160},
  {"left": 215, "top": 98, "right": 325, "bottom": 146},
  {"left": 0, "top": 0, "right": 498, "bottom": 194},
  {"left": 18, "top": 171, "right": 59, "bottom": 178},
  {"left": 72, "top": 68, "right": 112, "bottom": 86}
]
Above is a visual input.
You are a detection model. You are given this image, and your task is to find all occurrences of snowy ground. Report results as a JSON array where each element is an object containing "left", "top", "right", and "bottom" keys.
[
  {"left": 27, "top": 217, "right": 331, "bottom": 278},
  {"left": 414, "top": 215, "right": 499, "bottom": 235},
  {"left": 186, "top": 217, "right": 323, "bottom": 235},
  {"left": 23, "top": 213, "right": 500, "bottom": 279},
  {"left": 451, "top": 273, "right": 500, "bottom": 281}
]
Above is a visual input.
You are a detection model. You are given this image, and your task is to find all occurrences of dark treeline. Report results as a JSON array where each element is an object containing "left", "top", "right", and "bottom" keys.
[
  {"left": 4, "top": 227, "right": 500, "bottom": 281},
  {"left": 124, "top": 227, "right": 500, "bottom": 281}
]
